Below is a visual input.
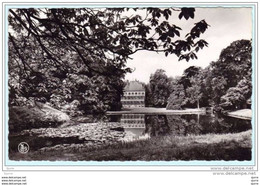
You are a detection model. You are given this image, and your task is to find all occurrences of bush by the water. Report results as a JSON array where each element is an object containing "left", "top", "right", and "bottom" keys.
[{"left": 9, "top": 104, "right": 70, "bottom": 132}]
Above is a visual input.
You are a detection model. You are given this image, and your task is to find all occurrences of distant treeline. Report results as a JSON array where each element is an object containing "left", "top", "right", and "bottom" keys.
[{"left": 145, "top": 39, "right": 252, "bottom": 112}]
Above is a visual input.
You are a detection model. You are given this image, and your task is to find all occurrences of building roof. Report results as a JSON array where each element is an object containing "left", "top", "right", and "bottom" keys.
[{"left": 124, "top": 81, "right": 145, "bottom": 91}]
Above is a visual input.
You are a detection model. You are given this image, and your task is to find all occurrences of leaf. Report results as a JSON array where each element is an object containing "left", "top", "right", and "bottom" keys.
[
  {"left": 159, "top": 34, "right": 167, "bottom": 41},
  {"left": 184, "top": 13, "right": 189, "bottom": 20},
  {"left": 156, "top": 11, "right": 161, "bottom": 18},
  {"left": 180, "top": 8, "right": 195, "bottom": 20},
  {"left": 178, "top": 12, "right": 183, "bottom": 20},
  {"left": 163, "top": 10, "right": 169, "bottom": 20},
  {"left": 173, "top": 28, "right": 180, "bottom": 37}
]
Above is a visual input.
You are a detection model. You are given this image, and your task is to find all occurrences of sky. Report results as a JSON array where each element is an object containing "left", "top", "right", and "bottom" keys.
[{"left": 124, "top": 7, "right": 252, "bottom": 83}]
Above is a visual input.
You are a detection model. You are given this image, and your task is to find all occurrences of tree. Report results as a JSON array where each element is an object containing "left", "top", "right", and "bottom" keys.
[
  {"left": 8, "top": 7, "right": 209, "bottom": 113},
  {"left": 167, "top": 66, "right": 203, "bottom": 109},
  {"left": 145, "top": 84, "right": 153, "bottom": 107},
  {"left": 148, "top": 69, "right": 173, "bottom": 107},
  {"left": 178, "top": 66, "right": 202, "bottom": 107},
  {"left": 179, "top": 66, "right": 202, "bottom": 90},
  {"left": 167, "top": 39, "right": 252, "bottom": 111},
  {"left": 166, "top": 77, "right": 186, "bottom": 110},
  {"left": 186, "top": 74, "right": 203, "bottom": 109},
  {"left": 199, "top": 66, "right": 213, "bottom": 107},
  {"left": 206, "top": 39, "right": 252, "bottom": 110},
  {"left": 220, "top": 78, "right": 252, "bottom": 110}
]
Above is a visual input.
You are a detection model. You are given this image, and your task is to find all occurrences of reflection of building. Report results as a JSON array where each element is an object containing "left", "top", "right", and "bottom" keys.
[
  {"left": 121, "top": 114, "right": 145, "bottom": 128},
  {"left": 121, "top": 81, "right": 145, "bottom": 108},
  {"left": 120, "top": 114, "right": 147, "bottom": 141}
]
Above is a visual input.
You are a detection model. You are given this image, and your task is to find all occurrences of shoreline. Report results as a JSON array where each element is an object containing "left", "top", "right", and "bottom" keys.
[
  {"left": 227, "top": 109, "right": 252, "bottom": 120},
  {"left": 107, "top": 107, "right": 206, "bottom": 115},
  {"left": 107, "top": 107, "right": 253, "bottom": 120}
]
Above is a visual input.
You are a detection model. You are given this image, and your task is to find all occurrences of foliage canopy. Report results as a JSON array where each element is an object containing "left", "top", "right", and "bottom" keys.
[
  {"left": 9, "top": 7, "right": 209, "bottom": 113},
  {"left": 166, "top": 39, "right": 252, "bottom": 111}
]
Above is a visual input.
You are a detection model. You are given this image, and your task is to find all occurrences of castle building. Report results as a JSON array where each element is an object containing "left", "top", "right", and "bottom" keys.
[{"left": 121, "top": 81, "right": 145, "bottom": 108}]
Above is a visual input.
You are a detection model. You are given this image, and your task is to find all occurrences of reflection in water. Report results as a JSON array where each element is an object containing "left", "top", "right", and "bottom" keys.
[
  {"left": 120, "top": 114, "right": 149, "bottom": 141},
  {"left": 145, "top": 115, "right": 170, "bottom": 136},
  {"left": 165, "top": 115, "right": 202, "bottom": 136},
  {"left": 121, "top": 114, "right": 145, "bottom": 128},
  {"left": 9, "top": 113, "right": 252, "bottom": 154},
  {"left": 109, "top": 113, "right": 251, "bottom": 139}
]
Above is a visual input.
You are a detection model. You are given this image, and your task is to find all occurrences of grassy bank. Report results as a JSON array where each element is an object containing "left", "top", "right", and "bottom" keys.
[
  {"left": 9, "top": 130, "right": 251, "bottom": 161},
  {"left": 77, "top": 130, "right": 251, "bottom": 161},
  {"left": 227, "top": 109, "right": 252, "bottom": 120}
]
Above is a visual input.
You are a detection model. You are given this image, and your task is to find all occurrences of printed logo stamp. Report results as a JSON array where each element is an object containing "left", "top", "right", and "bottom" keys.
[{"left": 18, "top": 142, "right": 29, "bottom": 154}]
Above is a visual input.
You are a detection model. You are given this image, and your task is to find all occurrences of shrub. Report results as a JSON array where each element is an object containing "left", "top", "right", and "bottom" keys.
[{"left": 9, "top": 105, "right": 70, "bottom": 132}]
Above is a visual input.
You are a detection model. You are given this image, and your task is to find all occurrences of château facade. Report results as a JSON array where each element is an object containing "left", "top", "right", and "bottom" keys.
[{"left": 121, "top": 81, "right": 145, "bottom": 108}]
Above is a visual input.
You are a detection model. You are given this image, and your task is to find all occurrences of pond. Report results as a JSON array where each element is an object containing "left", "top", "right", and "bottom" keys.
[
  {"left": 8, "top": 113, "right": 251, "bottom": 156},
  {"left": 108, "top": 113, "right": 251, "bottom": 140}
]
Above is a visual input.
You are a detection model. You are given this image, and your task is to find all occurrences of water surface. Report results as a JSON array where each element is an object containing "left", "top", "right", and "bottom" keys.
[
  {"left": 9, "top": 113, "right": 251, "bottom": 154},
  {"left": 109, "top": 113, "right": 251, "bottom": 139}
]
